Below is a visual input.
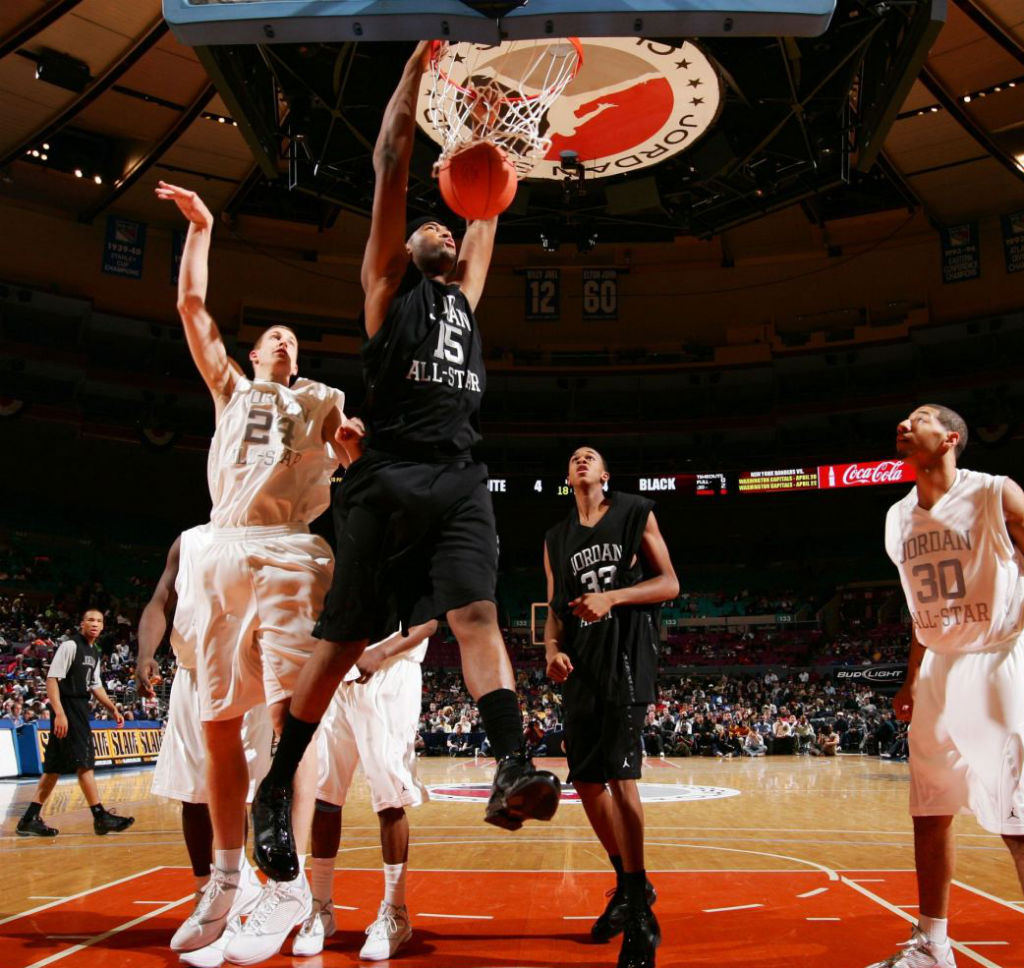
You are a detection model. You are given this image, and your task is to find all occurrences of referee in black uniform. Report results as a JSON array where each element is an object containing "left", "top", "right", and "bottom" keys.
[
  {"left": 252, "top": 40, "right": 560, "bottom": 881},
  {"left": 544, "top": 447, "right": 678, "bottom": 968},
  {"left": 17, "top": 609, "right": 135, "bottom": 837}
]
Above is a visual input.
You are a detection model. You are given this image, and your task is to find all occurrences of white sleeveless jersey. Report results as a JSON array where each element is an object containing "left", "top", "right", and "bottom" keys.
[
  {"left": 208, "top": 377, "right": 344, "bottom": 527},
  {"left": 169, "top": 524, "right": 212, "bottom": 670},
  {"left": 885, "top": 468, "right": 1024, "bottom": 654}
]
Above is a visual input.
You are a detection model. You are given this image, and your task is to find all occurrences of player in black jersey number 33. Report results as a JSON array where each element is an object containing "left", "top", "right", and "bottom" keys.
[
  {"left": 544, "top": 448, "right": 678, "bottom": 968},
  {"left": 253, "top": 41, "right": 561, "bottom": 880}
]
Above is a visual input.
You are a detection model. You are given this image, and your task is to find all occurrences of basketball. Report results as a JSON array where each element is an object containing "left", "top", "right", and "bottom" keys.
[{"left": 437, "top": 141, "right": 517, "bottom": 220}]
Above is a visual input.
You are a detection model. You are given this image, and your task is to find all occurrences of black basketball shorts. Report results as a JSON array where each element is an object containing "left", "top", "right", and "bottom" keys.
[
  {"left": 314, "top": 450, "right": 499, "bottom": 643},
  {"left": 562, "top": 673, "right": 646, "bottom": 784},
  {"left": 43, "top": 699, "right": 95, "bottom": 774}
]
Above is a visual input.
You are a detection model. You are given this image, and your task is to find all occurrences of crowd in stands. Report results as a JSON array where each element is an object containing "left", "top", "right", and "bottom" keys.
[
  {"left": 416, "top": 665, "right": 909, "bottom": 762},
  {"left": 0, "top": 593, "right": 172, "bottom": 725}
]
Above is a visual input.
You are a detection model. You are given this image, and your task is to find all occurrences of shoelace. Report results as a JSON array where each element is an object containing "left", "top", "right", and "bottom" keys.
[
  {"left": 879, "top": 936, "right": 938, "bottom": 968},
  {"left": 244, "top": 882, "right": 294, "bottom": 935},
  {"left": 366, "top": 906, "right": 401, "bottom": 939},
  {"left": 301, "top": 902, "right": 332, "bottom": 933},
  {"left": 190, "top": 876, "right": 236, "bottom": 925}
]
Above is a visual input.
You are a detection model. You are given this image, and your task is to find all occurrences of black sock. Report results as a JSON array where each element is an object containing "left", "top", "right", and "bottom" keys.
[
  {"left": 266, "top": 712, "right": 319, "bottom": 786},
  {"left": 22, "top": 801, "right": 42, "bottom": 822},
  {"left": 90, "top": 803, "right": 105, "bottom": 818},
  {"left": 609, "top": 854, "right": 624, "bottom": 882},
  {"left": 621, "top": 870, "right": 647, "bottom": 906},
  {"left": 476, "top": 689, "right": 523, "bottom": 760}
]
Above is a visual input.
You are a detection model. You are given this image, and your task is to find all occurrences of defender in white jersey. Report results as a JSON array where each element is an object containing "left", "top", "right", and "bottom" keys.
[
  {"left": 136, "top": 529, "right": 271, "bottom": 914},
  {"left": 865, "top": 405, "right": 1024, "bottom": 968},
  {"left": 295, "top": 621, "right": 435, "bottom": 960},
  {"left": 156, "top": 182, "right": 363, "bottom": 967}
]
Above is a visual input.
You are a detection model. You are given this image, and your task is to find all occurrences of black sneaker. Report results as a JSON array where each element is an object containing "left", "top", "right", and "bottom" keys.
[
  {"left": 483, "top": 753, "right": 561, "bottom": 831},
  {"left": 591, "top": 880, "right": 657, "bottom": 943},
  {"left": 616, "top": 904, "right": 661, "bottom": 968},
  {"left": 93, "top": 810, "right": 134, "bottom": 835},
  {"left": 16, "top": 816, "right": 58, "bottom": 838},
  {"left": 251, "top": 778, "right": 299, "bottom": 881}
]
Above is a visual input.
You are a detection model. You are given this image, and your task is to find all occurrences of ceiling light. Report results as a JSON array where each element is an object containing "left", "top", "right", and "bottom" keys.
[
  {"left": 963, "top": 95, "right": 971, "bottom": 103},
  {"left": 93, "top": 174, "right": 102, "bottom": 184},
  {"left": 30, "top": 150, "right": 39, "bottom": 158},
  {"left": 40, "top": 153, "right": 47, "bottom": 161},
  {"left": 74, "top": 168, "right": 83, "bottom": 178},
  {"left": 42, "top": 143, "right": 50, "bottom": 151}
]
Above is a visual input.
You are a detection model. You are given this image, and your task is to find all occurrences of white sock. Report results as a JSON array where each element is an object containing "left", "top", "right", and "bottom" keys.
[
  {"left": 310, "top": 857, "right": 335, "bottom": 904},
  {"left": 918, "top": 915, "right": 948, "bottom": 946},
  {"left": 383, "top": 862, "right": 407, "bottom": 907},
  {"left": 214, "top": 848, "right": 243, "bottom": 874}
]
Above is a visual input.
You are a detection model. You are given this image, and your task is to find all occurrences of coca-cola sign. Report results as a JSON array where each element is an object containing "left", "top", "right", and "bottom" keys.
[{"left": 818, "top": 459, "right": 917, "bottom": 489}]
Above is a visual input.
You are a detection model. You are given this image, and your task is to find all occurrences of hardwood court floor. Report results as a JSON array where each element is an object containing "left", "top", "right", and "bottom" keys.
[{"left": 2, "top": 755, "right": 1022, "bottom": 967}]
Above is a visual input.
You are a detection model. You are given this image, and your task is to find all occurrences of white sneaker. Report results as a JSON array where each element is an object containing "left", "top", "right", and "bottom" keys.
[
  {"left": 223, "top": 873, "right": 311, "bottom": 966},
  {"left": 171, "top": 863, "right": 262, "bottom": 952},
  {"left": 866, "top": 928, "right": 957, "bottom": 968},
  {"left": 179, "top": 916, "right": 242, "bottom": 968},
  {"left": 291, "top": 899, "right": 337, "bottom": 957},
  {"left": 359, "top": 902, "right": 412, "bottom": 961}
]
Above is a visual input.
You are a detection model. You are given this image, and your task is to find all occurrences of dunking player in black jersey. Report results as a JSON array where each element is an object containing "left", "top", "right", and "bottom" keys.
[
  {"left": 253, "top": 41, "right": 560, "bottom": 880},
  {"left": 544, "top": 447, "right": 678, "bottom": 968}
]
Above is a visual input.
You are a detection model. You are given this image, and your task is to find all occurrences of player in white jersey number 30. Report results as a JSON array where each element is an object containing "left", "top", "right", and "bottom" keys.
[{"left": 866, "top": 404, "right": 1024, "bottom": 968}]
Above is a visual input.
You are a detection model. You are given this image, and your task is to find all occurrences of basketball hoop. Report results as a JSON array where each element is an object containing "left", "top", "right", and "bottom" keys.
[{"left": 426, "top": 38, "right": 583, "bottom": 175}]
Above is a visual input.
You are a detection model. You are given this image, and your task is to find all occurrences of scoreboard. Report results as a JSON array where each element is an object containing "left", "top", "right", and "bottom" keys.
[{"left": 479, "top": 458, "right": 915, "bottom": 499}]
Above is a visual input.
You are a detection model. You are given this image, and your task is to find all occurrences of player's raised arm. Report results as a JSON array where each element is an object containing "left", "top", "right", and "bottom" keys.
[
  {"left": 362, "top": 42, "right": 432, "bottom": 338},
  {"left": 155, "top": 181, "right": 241, "bottom": 407},
  {"left": 451, "top": 216, "right": 498, "bottom": 311}
]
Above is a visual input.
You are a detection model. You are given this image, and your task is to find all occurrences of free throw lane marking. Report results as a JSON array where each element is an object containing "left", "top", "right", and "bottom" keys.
[{"left": 703, "top": 904, "right": 763, "bottom": 913}]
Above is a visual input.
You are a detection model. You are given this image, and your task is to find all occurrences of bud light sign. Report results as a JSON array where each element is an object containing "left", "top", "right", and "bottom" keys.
[{"left": 818, "top": 459, "right": 916, "bottom": 489}]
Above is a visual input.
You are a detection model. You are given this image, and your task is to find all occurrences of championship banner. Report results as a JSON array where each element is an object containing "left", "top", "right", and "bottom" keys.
[
  {"left": 818, "top": 459, "right": 916, "bottom": 489},
  {"left": 833, "top": 664, "right": 906, "bottom": 693},
  {"left": 37, "top": 724, "right": 164, "bottom": 767},
  {"left": 102, "top": 216, "right": 147, "bottom": 279},
  {"left": 939, "top": 222, "right": 980, "bottom": 284},
  {"left": 1000, "top": 211, "right": 1024, "bottom": 274}
]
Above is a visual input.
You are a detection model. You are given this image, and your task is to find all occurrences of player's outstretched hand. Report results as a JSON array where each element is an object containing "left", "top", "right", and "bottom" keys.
[
  {"left": 134, "top": 657, "right": 161, "bottom": 698},
  {"left": 546, "top": 652, "right": 573, "bottom": 683},
  {"left": 892, "top": 682, "right": 915, "bottom": 722},
  {"left": 155, "top": 181, "right": 214, "bottom": 230},
  {"left": 336, "top": 415, "right": 366, "bottom": 462},
  {"left": 355, "top": 645, "right": 384, "bottom": 683},
  {"left": 569, "top": 592, "right": 613, "bottom": 623}
]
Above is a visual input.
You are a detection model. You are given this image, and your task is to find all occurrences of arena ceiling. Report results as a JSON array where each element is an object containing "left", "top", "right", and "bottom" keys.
[{"left": 1, "top": 1, "right": 1024, "bottom": 251}]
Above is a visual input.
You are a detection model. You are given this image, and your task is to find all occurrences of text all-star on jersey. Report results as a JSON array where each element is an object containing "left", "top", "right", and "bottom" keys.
[
  {"left": 363, "top": 277, "right": 485, "bottom": 457},
  {"left": 885, "top": 468, "right": 1024, "bottom": 653},
  {"left": 545, "top": 491, "right": 658, "bottom": 703},
  {"left": 208, "top": 377, "right": 344, "bottom": 527}
]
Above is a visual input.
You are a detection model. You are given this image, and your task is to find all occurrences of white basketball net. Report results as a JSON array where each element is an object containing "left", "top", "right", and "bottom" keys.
[{"left": 426, "top": 39, "right": 583, "bottom": 173}]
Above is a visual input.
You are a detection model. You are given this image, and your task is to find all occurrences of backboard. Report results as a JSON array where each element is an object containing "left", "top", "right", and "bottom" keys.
[{"left": 164, "top": 0, "right": 837, "bottom": 47}]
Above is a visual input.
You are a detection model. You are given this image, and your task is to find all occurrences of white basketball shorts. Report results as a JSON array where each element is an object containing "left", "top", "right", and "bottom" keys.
[
  {"left": 909, "top": 635, "right": 1024, "bottom": 834},
  {"left": 316, "top": 657, "right": 428, "bottom": 813},
  {"left": 186, "top": 523, "right": 333, "bottom": 721},
  {"left": 151, "top": 666, "right": 273, "bottom": 803}
]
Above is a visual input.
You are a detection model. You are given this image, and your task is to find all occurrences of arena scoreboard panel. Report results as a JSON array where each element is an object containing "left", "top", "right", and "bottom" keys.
[
  {"left": 163, "top": 0, "right": 837, "bottom": 46},
  {"left": 480, "top": 458, "right": 916, "bottom": 498}
]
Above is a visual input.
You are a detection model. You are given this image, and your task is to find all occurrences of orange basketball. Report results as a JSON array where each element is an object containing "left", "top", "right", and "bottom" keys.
[{"left": 437, "top": 141, "right": 517, "bottom": 220}]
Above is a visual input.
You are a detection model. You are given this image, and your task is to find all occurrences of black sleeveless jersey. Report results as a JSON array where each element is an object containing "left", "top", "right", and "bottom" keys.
[
  {"left": 544, "top": 491, "right": 660, "bottom": 703},
  {"left": 58, "top": 633, "right": 101, "bottom": 700},
  {"left": 362, "top": 276, "right": 486, "bottom": 458}
]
